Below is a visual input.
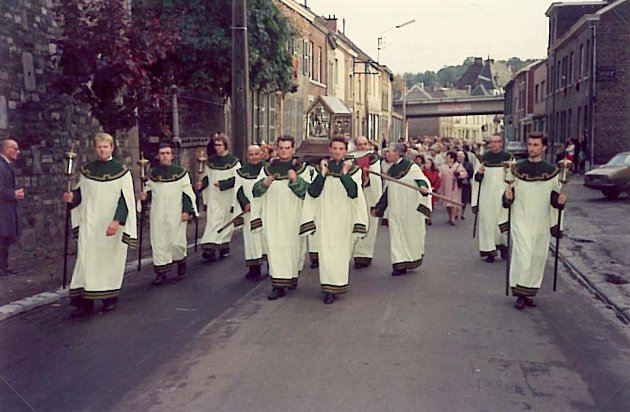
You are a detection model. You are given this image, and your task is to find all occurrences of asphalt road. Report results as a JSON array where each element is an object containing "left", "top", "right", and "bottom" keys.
[{"left": 1, "top": 205, "right": 630, "bottom": 411}]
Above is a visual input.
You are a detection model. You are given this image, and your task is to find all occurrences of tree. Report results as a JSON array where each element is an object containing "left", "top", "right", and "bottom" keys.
[
  {"left": 161, "top": 0, "right": 294, "bottom": 95},
  {"left": 55, "top": 0, "right": 180, "bottom": 133}
]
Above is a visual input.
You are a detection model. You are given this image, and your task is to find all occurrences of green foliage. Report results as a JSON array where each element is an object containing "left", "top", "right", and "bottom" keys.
[
  {"left": 159, "top": 0, "right": 294, "bottom": 94},
  {"left": 400, "top": 57, "right": 537, "bottom": 90}
]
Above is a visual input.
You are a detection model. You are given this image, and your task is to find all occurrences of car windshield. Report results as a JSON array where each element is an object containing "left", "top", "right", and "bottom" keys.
[{"left": 605, "top": 154, "right": 630, "bottom": 166}]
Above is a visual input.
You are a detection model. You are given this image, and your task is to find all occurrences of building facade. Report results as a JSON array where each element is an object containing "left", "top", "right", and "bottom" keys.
[{"left": 546, "top": 0, "right": 630, "bottom": 164}]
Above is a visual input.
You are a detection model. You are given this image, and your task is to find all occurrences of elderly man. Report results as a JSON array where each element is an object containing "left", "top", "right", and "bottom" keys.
[
  {"left": 140, "top": 143, "right": 197, "bottom": 286},
  {"left": 63, "top": 133, "right": 137, "bottom": 316},
  {"left": 472, "top": 133, "right": 512, "bottom": 263},
  {"left": 352, "top": 136, "right": 382, "bottom": 269},
  {"left": 371, "top": 143, "right": 432, "bottom": 276},
  {"left": 234, "top": 145, "right": 265, "bottom": 280},
  {"left": 0, "top": 139, "right": 24, "bottom": 276}
]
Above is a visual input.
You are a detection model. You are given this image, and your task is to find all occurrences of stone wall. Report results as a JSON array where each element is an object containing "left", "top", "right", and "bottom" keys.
[{"left": 0, "top": 1, "right": 133, "bottom": 263}]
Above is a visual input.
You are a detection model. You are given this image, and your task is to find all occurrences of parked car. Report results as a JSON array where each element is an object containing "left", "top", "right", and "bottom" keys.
[
  {"left": 584, "top": 151, "right": 630, "bottom": 199},
  {"left": 506, "top": 140, "right": 528, "bottom": 159}
]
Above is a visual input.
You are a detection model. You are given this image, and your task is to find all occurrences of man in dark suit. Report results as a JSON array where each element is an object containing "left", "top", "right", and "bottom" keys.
[{"left": 0, "top": 138, "right": 24, "bottom": 276}]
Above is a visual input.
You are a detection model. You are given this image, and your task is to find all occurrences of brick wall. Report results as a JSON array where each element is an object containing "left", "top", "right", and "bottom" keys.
[{"left": 593, "top": 1, "right": 630, "bottom": 163}]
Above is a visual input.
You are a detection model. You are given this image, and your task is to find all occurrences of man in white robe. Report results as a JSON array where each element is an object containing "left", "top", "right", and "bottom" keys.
[
  {"left": 503, "top": 133, "right": 567, "bottom": 310},
  {"left": 300, "top": 138, "right": 368, "bottom": 304},
  {"left": 472, "top": 133, "right": 512, "bottom": 262},
  {"left": 197, "top": 134, "right": 240, "bottom": 261},
  {"left": 140, "top": 143, "right": 197, "bottom": 285},
  {"left": 252, "top": 136, "right": 309, "bottom": 300},
  {"left": 371, "top": 143, "right": 432, "bottom": 276},
  {"left": 63, "top": 133, "right": 137, "bottom": 317},
  {"left": 234, "top": 145, "right": 265, "bottom": 280},
  {"left": 352, "top": 136, "right": 382, "bottom": 269}
]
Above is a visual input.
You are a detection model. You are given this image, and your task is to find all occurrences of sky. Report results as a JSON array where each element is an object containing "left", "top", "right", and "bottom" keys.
[{"left": 305, "top": 0, "right": 595, "bottom": 74}]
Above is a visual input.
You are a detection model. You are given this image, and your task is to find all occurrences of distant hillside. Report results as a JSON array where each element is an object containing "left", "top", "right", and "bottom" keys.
[{"left": 395, "top": 57, "right": 538, "bottom": 93}]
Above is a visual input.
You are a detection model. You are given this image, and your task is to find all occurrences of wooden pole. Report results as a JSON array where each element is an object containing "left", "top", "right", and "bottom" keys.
[{"left": 368, "top": 170, "right": 464, "bottom": 207}]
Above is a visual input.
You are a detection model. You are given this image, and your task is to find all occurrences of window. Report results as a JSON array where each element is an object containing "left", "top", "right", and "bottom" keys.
[
  {"left": 302, "top": 40, "right": 310, "bottom": 76},
  {"left": 268, "top": 94, "right": 276, "bottom": 141},
  {"left": 569, "top": 52, "right": 574, "bottom": 85},
  {"left": 541, "top": 80, "right": 546, "bottom": 99},
  {"left": 309, "top": 41, "right": 314, "bottom": 79},
  {"left": 585, "top": 40, "right": 590, "bottom": 77},
  {"left": 535, "top": 84, "right": 539, "bottom": 103},
  {"left": 316, "top": 46, "right": 323, "bottom": 82},
  {"left": 578, "top": 44, "right": 584, "bottom": 79}
]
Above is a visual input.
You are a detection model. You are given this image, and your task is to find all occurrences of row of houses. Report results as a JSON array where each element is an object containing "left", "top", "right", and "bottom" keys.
[
  {"left": 256, "top": 0, "right": 397, "bottom": 154},
  {"left": 504, "top": 0, "right": 630, "bottom": 164}
]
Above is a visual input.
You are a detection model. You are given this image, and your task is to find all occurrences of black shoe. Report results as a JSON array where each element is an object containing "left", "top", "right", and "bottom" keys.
[
  {"left": 202, "top": 251, "right": 216, "bottom": 262},
  {"left": 323, "top": 293, "right": 335, "bottom": 304},
  {"left": 524, "top": 297, "right": 537, "bottom": 307},
  {"left": 461, "top": 215, "right": 466, "bottom": 220},
  {"left": 219, "top": 248, "right": 230, "bottom": 258},
  {"left": 449, "top": 220, "right": 456, "bottom": 226},
  {"left": 177, "top": 261, "right": 187, "bottom": 276},
  {"left": 152, "top": 274, "right": 166, "bottom": 285},
  {"left": 426, "top": 219, "right": 432, "bottom": 226},
  {"left": 485, "top": 255, "right": 495, "bottom": 263},
  {"left": 498, "top": 245, "right": 509, "bottom": 260},
  {"left": 267, "top": 287, "right": 286, "bottom": 300},
  {"left": 288, "top": 280, "right": 298, "bottom": 291},
  {"left": 514, "top": 297, "right": 525, "bottom": 310},
  {"left": 391, "top": 268, "right": 407, "bottom": 276},
  {"left": 354, "top": 262, "right": 369, "bottom": 269},
  {"left": 310, "top": 260, "right": 319, "bottom": 269}
]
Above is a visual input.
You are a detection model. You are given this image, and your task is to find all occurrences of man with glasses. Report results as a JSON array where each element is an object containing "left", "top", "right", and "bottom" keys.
[
  {"left": 0, "top": 139, "right": 24, "bottom": 276},
  {"left": 252, "top": 135, "right": 309, "bottom": 300},
  {"left": 472, "top": 133, "right": 512, "bottom": 263},
  {"left": 197, "top": 134, "right": 241, "bottom": 261}
]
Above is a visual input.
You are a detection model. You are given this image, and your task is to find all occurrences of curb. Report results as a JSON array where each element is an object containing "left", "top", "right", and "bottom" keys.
[
  {"left": 552, "top": 243, "right": 630, "bottom": 325},
  {"left": 0, "top": 256, "right": 154, "bottom": 322}
]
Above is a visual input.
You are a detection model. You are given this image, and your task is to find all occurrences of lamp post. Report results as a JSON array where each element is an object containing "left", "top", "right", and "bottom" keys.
[{"left": 377, "top": 19, "right": 416, "bottom": 63}]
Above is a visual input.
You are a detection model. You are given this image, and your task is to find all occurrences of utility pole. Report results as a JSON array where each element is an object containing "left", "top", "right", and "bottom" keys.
[{"left": 231, "top": 0, "right": 251, "bottom": 161}]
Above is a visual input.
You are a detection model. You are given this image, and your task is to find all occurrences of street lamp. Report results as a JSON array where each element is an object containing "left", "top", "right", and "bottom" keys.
[{"left": 377, "top": 19, "right": 416, "bottom": 63}]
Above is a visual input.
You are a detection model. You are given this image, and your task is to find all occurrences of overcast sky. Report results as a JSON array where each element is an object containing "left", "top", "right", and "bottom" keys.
[{"left": 304, "top": 0, "right": 593, "bottom": 74}]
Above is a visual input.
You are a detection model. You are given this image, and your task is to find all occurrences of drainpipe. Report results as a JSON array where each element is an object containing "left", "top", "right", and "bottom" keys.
[
  {"left": 550, "top": 50, "right": 557, "bottom": 161},
  {"left": 589, "top": 24, "right": 597, "bottom": 168}
]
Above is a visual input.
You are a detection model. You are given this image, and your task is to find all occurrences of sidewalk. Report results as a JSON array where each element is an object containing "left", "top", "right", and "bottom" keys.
[
  {"left": 557, "top": 177, "right": 630, "bottom": 323},
  {"left": 0, "top": 218, "right": 206, "bottom": 320}
]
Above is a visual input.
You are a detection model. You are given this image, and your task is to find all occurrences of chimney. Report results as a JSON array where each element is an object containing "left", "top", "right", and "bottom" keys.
[
  {"left": 474, "top": 57, "right": 483, "bottom": 65},
  {"left": 323, "top": 14, "right": 338, "bottom": 32}
]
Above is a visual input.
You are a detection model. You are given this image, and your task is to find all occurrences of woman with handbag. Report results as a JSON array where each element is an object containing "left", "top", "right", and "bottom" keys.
[{"left": 439, "top": 151, "right": 467, "bottom": 226}]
